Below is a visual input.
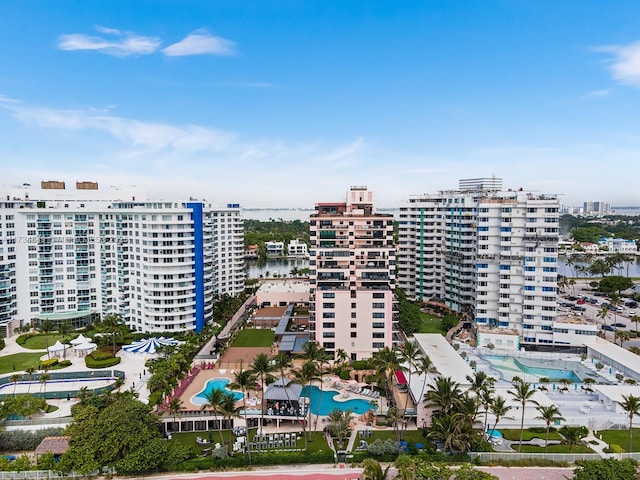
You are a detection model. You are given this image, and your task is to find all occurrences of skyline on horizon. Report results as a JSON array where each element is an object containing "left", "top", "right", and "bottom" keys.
[{"left": 2, "top": 2, "right": 640, "bottom": 208}]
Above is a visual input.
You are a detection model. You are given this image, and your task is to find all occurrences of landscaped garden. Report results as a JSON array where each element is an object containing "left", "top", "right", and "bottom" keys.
[
  {"left": 0, "top": 353, "right": 45, "bottom": 375},
  {"left": 231, "top": 328, "right": 275, "bottom": 347},
  {"left": 600, "top": 428, "right": 640, "bottom": 452},
  {"left": 418, "top": 313, "right": 447, "bottom": 335}
]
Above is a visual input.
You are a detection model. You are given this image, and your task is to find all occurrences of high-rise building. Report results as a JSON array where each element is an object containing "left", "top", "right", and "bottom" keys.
[
  {"left": 583, "top": 201, "right": 612, "bottom": 216},
  {"left": 309, "top": 186, "right": 397, "bottom": 360},
  {"left": 398, "top": 178, "right": 561, "bottom": 348},
  {"left": 0, "top": 182, "right": 244, "bottom": 336}
]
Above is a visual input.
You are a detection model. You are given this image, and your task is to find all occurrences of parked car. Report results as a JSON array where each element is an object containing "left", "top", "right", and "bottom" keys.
[
  {"left": 601, "top": 325, "right": 615, "bottom": 331},
  {"left": 612, "top": 323, "right": 627, "bottom": 328},
  {"left": 577, "top": 299, "right": 586, "bottom": 304}
]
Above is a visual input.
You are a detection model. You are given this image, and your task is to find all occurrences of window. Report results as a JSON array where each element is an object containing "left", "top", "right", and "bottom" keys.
[
  {"left": 322, "top": 322, "right": 335, "bottom": 328},
  {"left": 323, "top": 332, "right": 335, "bottom": 338},
  {"left": 372, "top": 313, "right": 385, "bottom": 319},
  {"left": 322, "top": 302, "right": 335, "bottom": 308},
  {"left": 372, "top": 322, "right": 385, "bottom": 328},
  {"left": 372, "top": 332, "right": 385, "bottom": 338},
  {"left": 323, "top": 312, "right": 335, "bottom": 318},
  {"left": 323, "top": 292, "right": 335, "bottom": 298},
  {"left": 372, "top": 302, "right": 385, "bottom": 309}
]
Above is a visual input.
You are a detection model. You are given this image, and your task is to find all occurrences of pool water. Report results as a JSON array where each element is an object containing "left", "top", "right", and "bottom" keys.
[
  {"left": 483, "top": 355, "right": 582, "bottom": 383},
  {"left": 301, "top": 385, "right": 376, "bottom": 416},
  {"left": 487, "top": 429, "right": 502, "bottom": 438},
  {"left": 193, "top": 378, "right": 243, "bottom": 405}
]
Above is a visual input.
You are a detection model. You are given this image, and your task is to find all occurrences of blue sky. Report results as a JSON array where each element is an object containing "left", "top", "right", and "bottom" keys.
[{"left": 1, "top": 1, "right": 640, "bottom": 208}]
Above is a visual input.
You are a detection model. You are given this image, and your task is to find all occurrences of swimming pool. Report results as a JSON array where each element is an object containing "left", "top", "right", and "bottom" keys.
[
  {"left": 301, "top": 386, "right": 376, "bottom": 416},
  {"left": 193, "top": 378, "right": 243, "bottom": 405},
  {"left": 483, "top": 355, "right": 582, "bottom": 383}
]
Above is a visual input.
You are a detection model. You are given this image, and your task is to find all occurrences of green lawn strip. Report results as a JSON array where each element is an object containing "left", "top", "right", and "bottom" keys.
[
  {"left": 0, "top": 352, "right": 45, "bottom": 375},
  {"left": 518, "top": 443, "right": 594, "bottom": 453},
  {"left": 350, "top": 429, "right": 426, "bottom": 451},
  {"left": 600, "top": 428, "right": 640, "bottom": 452},
  {"left": 500, "top": 428, "right": 562, "bottom": 442},
  {"left": 170, "top": 428, "right": 326, "bottom": 456},
  {"left": 418, "top": 313, "right": 446, "bottom": 335},
  {"left": 231, "top": 329, "right": 275, "bottom": 347},
  {"left": 17, "top": 333, "right": 80, "bottom": 350}
]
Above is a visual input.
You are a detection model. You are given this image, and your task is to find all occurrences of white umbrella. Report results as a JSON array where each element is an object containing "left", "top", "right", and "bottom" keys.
[
  {"left": 74, "top": 342, "right": 97, "bottom": 357},
  {"left": 70, "top": 334, "right": 90, "bottom": 345},
  {"left": 47, "top": 340, "right": 69, "bottom": 353}
]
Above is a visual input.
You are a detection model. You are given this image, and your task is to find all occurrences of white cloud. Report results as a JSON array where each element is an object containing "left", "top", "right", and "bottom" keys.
[
  {"left": 596, "top": 40, "right": 640, "bottom": 88},
  {"left": 163, "top": 31, "right": 236, "bottom": 57},
  {"left": 57, "top": 26, "right": 161, "bottom": 57},
  {"left": 587, "top": 89, "right": 610, "bottom": 97}
]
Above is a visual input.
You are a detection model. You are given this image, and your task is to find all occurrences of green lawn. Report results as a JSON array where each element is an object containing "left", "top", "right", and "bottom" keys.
[
  {"left": 351, "top": 429, "right": 426, "bottom": 451},
  {"left": 500, "top": 428, "right": 562, "bottom": 442},
  {"left": 17, "top": 333, "right": 79, "bottom": 350},
  {"left": 171, "top": 429, "right": 328, "bottom": 455},
  {"left": 518, "top": 443, "right": 594, "bottom": 453},
  {"left": 418, "top": 313, "right": 446, "bottom": 335},
  {"left": 232, "top": 329, "right": 275, "bottom": 347},
  {"left": 600, "top": 428, "right": 640, "bottom": 452},
  {"left": 0, "top": 352, "right": 45, "bottom": 374}
]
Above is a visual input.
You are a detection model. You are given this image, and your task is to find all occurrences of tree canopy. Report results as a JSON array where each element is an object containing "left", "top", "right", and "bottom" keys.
[
  {"left": 572, "top": 458, "right": 639, "bottom": 480},
  {"left": 59, "top": 393, "right": 189, "bottom": 475}
]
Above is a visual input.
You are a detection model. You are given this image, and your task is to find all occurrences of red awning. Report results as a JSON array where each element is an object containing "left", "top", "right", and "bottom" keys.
[{"left": 395, "top": 370, "right": 407, "bottom": 385}]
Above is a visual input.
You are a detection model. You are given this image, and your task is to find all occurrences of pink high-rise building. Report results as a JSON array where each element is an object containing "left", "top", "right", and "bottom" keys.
[{"left": 309, "top": 186, "right": 397, "bottom": 360}]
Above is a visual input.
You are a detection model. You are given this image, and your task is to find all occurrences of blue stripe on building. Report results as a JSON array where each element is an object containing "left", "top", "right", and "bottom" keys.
[{"left": 187, "top": 202, "right": 205, "bottom": 333}]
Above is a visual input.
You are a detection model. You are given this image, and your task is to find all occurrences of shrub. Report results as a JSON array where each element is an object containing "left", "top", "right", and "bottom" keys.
[
  {"left": 351, "top": 360, "right": 369, "bottom": 370},
  {"left": 39, "top": 358, "right": 59, "bottom": 369},
  {"left": 0, "top": 428, "right": 64, "bottom": 452},
  {"left": 85, "top": 353, "right": 121, "bottom": 369}
]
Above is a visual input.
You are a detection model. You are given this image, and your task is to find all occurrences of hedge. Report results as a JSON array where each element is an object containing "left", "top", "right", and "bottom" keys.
[{"left": 85, "top": 355, "right": 121, "bottom": 369}]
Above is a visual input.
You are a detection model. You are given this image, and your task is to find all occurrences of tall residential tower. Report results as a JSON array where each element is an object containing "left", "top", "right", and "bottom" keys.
[
  {"left": 309, "top": 187, "right": 397, "bottom": 360},
  {"left": 398, "top": 178, "right": 561, "bottom": 348},
  {"left": 0, "top": 181, "right": 244, "bottom": 336}
]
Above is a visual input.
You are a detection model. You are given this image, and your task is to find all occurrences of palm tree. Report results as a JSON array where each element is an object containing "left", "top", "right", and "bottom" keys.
[
  {"left": 272, "top": 352, "right": 306, "bottom": 431},
  {"left": 619, "top": 394, "right": 640, "bottom": 452},
  {"left": 101, "top": 313, "right": 122, "bottom": 354},
  {"left": 373, "top": 346, "right": 404, "bottom": 403},
  {"left": 292, "top": 360, "right": 319, "bottom": 446},
  {"left": 597, "top": 306, "right": 611, "bottom": 326},
  {"left": 335, "top": 348, "right": 349, "bottom": 368},
  {"left": 38, "top": 320, "right": 55, "bottom": 360},
  {"left": 535, "top": 404, "right": 565, "bottom": 452},
  {"left": 57, "top": 322, "right": 72, "bottom": 360},
  {"left": 9, "top": 374, "right": 21, "bottom": 397},
  {"left": 386, "top": 406, "right": 403, "bottom": 443},
  {"left": 25, "top": 367, "right": 36, "bottom": 394},
  {"left": 249, "top": 352, "right": 275, "bottom": 434},
  {"left": 632, "top": 314, "right": 640, "bottom": 334},
  {"left": 508, "top": 379, "right": 538, "bottom": 453},
  {"left": 489, "top": 395, "right": 512, "bottom": 438},
  {"left": 398, "top": 340, "right": 422, "bottom": 422},
  {"left": 361, "top": 458, "right": 392, "bottom": 480},
  {"left": 615, "top": 330, "right": 630, "bottom": 347},
  {"left": 428, "top": 411, "right": 472, "bottom": 453},
  {"left": 39, "top": 371, "right": 51, "bottom": 397},
  {"left": 218, "top": 392, "right": 241, "bottom": 455},
  {"left": 424, "top": 376, "right": 463, "bottom": 416},
  {"left": 559, "top": 426, "right": 586, "bottom": 453},
  {"left": 230, "top": 363, "right": 257, "bottom": 465},
  {"left": 466, "top": 371, "right": 495, "bottom": 424},
  {"left": 167, "top": 397, "right": 183, "bottom": 434},
  {"left": 200, "top": 389, "right": 225, "bottom": 448},
  {"left": 479, "top": 386, "right": 495, "bottom": 438},
  {"left": 327, "top": 407, "right": 352, "bottom": 448},
  {"left": 415, "top": 355, "right": 438, "bottom": 416}
]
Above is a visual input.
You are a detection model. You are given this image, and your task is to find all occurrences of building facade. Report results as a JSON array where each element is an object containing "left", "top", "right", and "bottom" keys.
[
  {"left": 398, "top": 178, "right": 561, "bottom": 348},
  {"left": 309, "top": 186, "right": 397, "bottom": 360},
  {"left": 0, "top": 182, "right": 244, "bottom": 336}
]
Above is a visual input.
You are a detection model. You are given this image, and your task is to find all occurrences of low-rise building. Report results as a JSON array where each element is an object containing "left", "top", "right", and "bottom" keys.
[
  {"left": 287, "top": 239, "right": 308, "bottom": 257},
  {"left": 552, "top": 316, "right": 598, "bottom": 346},
  {"left": 265, "top": 241, "right": 285, "bottom": 256}
]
